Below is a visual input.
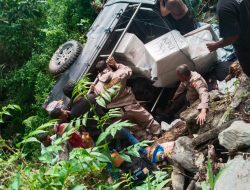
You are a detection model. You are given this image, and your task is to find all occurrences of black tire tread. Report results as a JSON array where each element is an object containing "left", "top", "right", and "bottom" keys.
[{"left": 49, "top": 40, "right": 82, "bottom": 74}]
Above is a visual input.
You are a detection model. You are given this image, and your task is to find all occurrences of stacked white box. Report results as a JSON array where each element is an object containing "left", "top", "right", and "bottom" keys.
[
  {"left": 145, "top": 30, "right": 194, "bottom": 87},
  {"left": 186, "top": 29, "right": 217, "bottom": 74},
  {"left": 115, "top": 33, "right": 155, "bottom": 78}
]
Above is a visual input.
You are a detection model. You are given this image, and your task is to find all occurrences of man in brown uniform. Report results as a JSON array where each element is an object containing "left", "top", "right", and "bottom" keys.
[
  {"left": 171, "top": 64, "right": 209, "bottom": 125},
  {"left": 90, "top": 57, "right": 161, "bottom": 140},
  {"left": 160, "top": 0, "right": 196, "bottom": 34}
]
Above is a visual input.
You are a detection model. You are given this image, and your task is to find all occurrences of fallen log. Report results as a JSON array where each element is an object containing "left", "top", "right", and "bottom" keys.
[{"left": 192, "top": 119, "right": 237, "bottom": 147}]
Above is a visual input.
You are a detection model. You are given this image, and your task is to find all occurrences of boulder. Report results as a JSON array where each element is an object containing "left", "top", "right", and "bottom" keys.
[
  {"left": 171, "top": 166, "right": 185, "bottom": 190},
  {"left": 214, "top": 156, "right": 250, "bottom": 190},
  {"left": 218, "top": 120, "right": 250, "bottom": 151},
  {"left": 171, "top": 136, "right": 204, "bottom": 172}
]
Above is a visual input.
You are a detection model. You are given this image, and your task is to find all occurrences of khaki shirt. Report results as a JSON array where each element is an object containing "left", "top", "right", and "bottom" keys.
[
  {"left": 94, "top": 63, "right": 136, "bottom": 108},
  {"left": 165, "top": 0, "right": 188, "bottom": 20},
  {"left": 174, "top": 71, "right": 209, "bottom": 110}
]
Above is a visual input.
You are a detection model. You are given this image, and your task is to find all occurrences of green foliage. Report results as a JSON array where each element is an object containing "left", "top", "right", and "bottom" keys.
[
  {"left": 201, "top": 158, "right": 226, "bottom": 190},
  {"left": 0, "top": 0, "right": 176, "bottom": 189},
  {"left": 119, "top": 140, "right": 152, "bottom": 162},
  {"left": 96, "top": 120, "right": 134, "bottom": 146},
  {"left": 135, "top": 171, "right": 171, "bottom": 190},
  {"left": 96, "top": 84, "right": 121, "bottom": 108},
  {"left": 72, "top": 75, "right": 92, "bottom": 100},
  {"left": 7, "top": 173, "right": 20, "bottom": 190},
  {"left": 0, "top": 104, "right": 21, "bottom": 123},
  {"left": 207, "top": 158, "right": 215, "bottom": 189},
  {"left": 113, "top": 171, "right": 171, "bottom": 190},
  {"left": 0, "top": 0, "right": 96, "bottom": 138},
  {"left": 0, "top": 96, "right": 171, "bottom": 189},
  {"left": 0, "top": 0, "right": 46, "bottom": 67}
]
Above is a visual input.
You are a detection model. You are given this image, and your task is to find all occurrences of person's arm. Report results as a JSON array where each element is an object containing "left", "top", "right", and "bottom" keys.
[
  {"left": 192, "top": 79, "right": 209, "bottom": 125},
  {"left": 172, "top": 82, "right": 186, "bottom": 101},
  {"left": 207, "top": 4, "right": 240, "bottom": 52},
  {"left": 206, "top": 35, "right": 239, "bottom": 52},
  {"left": 117, "top": 64, "right": 132, "bottom": 81},
  {"left": 160, "top": 0, "right": 171, "bottom": 16}
]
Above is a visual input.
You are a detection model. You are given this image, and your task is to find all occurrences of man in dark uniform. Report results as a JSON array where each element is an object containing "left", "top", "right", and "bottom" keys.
[{"left": 206, "top": 0, "right": 250, "bottom": 76}]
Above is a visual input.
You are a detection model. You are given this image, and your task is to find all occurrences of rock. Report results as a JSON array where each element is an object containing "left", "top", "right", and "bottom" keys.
[
  {"left": 180, "top": 90, "right": 228, "bottom": 134},
  {"left": 171, "top": 136, "right": 204, "bottom": 172},
  {"left": 243, "top": 99, "right": 250, "bottom": 115},
  {"left": 171, "top": 166, "right": 185, "bottom": 190},
  {"left": 218, "top": 120, "right": 250, "bottom": 151},
  {"left": 230, "top": 80, "right": 249, "bottom": 109},
  {"left": 209, "top": 90, "right": 223, "bottom": 101},
  {"left": 214, "top": 156, "right": 250, "bottom": 190},
  {"left": 162, "top": 187, "right": 171, "bottom": 190},
  {"left": 194, "top": 182, "right": 202, "bottom": 190},
  {"left": 186, "top": 180, "right": 195, "bottom": 190},
  {"left": 180, "top": 101, "right": 199, "bottom": 123}
]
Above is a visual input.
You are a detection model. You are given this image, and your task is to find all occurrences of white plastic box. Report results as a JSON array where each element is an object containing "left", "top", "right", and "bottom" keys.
[
  {"left": 115, "top": 33, "right": 155, "bottom": 78},
  {"left": 185, "top": 29, "right": 217, "bottom": 74},
  {"left": 145, "top": 30, "right": 195, "bottom": 87}
]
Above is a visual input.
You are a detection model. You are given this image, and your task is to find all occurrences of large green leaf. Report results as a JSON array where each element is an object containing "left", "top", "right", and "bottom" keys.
[
  {"left": 71, "top": 185, "right": 87, "bottom": 190},
  {"left": 7, "top": 173, "right": 20, "bottom": 190},
  {"left": 20, "top": 137, "right": 41, "bottom": 145},
  {"left": 207, "top": 158, "right": 214, "bottom": 189},
  {"left": 27, "top": 129, "right": 47, "bottom": 138}
]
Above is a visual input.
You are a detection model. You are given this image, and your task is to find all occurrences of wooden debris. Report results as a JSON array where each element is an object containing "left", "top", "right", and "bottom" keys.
[
  {"left": 192, "top": 119, "right": 236, "bottom": 147},
  {"left": 151, "top": 120, "right": 187, "bottom": 149}
]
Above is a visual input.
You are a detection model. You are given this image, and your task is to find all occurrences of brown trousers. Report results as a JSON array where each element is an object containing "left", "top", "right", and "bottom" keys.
[{"left": 121, "top": 103, "right": 161, "bottom": 140}]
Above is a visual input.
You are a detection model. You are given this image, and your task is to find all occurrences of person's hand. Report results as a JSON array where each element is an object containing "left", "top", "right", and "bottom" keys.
[
  {"left": 206, "top": 42, "right": 219, "bottom": 52},
  {"left": 196, "top": 109, "right": 207, "bottom": 125}
]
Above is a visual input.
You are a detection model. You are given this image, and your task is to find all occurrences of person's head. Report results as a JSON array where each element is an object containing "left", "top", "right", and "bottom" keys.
[
  {"left": 176, "top": 64, "right": 191, "bottom": 82},
  {"left": 63, "top": 80, "right": 76, "bottom": 98},
  {"left": 107, "top": 56, "right": 118, "bottom": 70},
  {"left": 50, "top": 108, "right": 70, "bottom": 123},
  {"left": 95, "top": 60, "right": 107, "bottom": 73},
  {"left": 39, "top": 133, "right": 51, "bottom": 147}
]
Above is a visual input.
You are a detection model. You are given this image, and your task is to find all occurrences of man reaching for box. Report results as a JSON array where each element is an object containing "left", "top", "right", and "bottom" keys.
[{"left": 90, "top": 56, "right": 162, "bottom": 140}]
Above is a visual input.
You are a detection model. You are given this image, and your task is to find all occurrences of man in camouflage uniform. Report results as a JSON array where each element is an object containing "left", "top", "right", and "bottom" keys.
[
  {"left": 90, "top": 57, "right": 161, "bottom": 140},
  {"left": 171, "top": 64, "right": 209, "bottom": 125}
]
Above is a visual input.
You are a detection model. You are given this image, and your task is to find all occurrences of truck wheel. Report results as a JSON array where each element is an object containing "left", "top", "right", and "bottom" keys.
[{"left": 49, "top": 40, "right": 82, "bottom": 74}]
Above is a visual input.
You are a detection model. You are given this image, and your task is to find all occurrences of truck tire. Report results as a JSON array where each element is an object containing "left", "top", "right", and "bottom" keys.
[{"left": 49, "top": 40, "right": 82, "bottom": 74}]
